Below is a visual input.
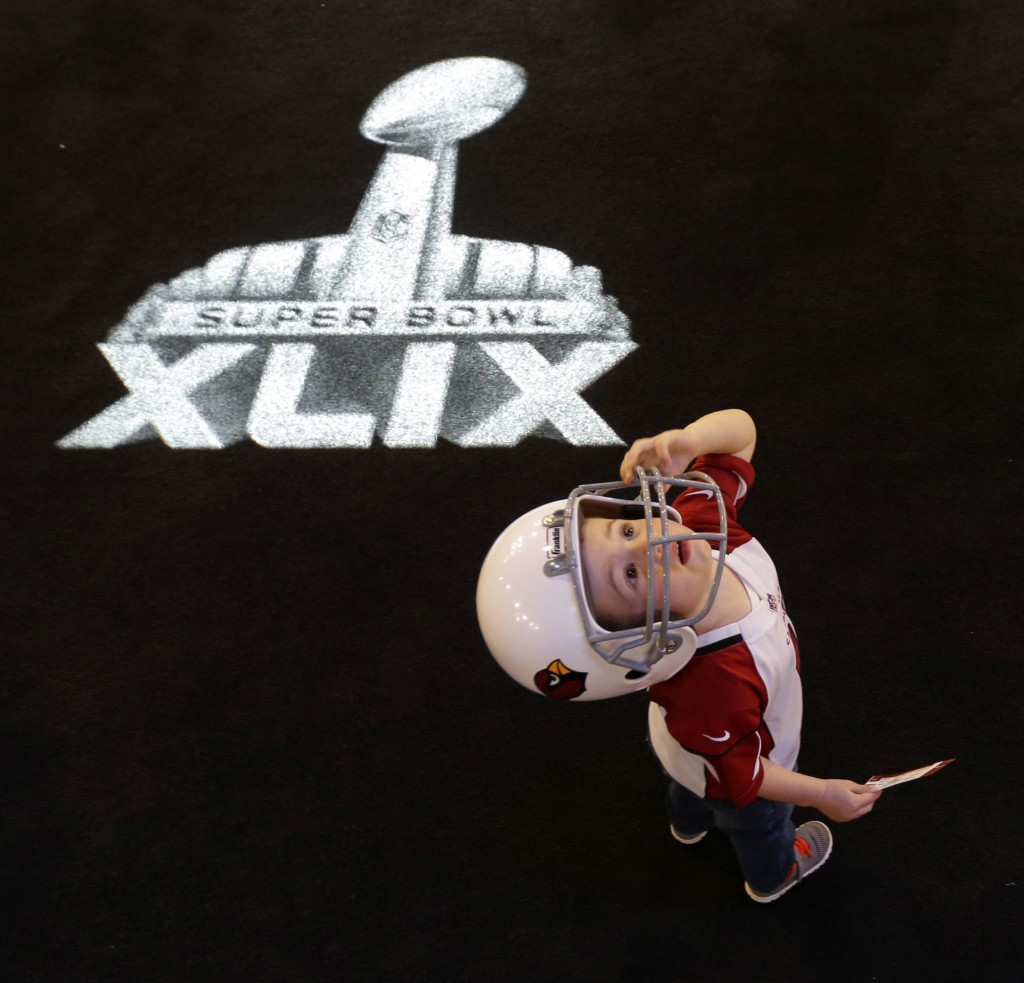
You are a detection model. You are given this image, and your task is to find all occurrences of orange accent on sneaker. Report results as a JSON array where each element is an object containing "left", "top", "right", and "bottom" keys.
[{"left": 795, "top": 836, "right": 812, "bottom": 858}]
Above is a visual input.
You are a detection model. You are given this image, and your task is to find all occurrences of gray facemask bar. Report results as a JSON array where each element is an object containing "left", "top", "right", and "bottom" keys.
[{"left": 559, "top": 468, "right": 728, "bottom": 675}]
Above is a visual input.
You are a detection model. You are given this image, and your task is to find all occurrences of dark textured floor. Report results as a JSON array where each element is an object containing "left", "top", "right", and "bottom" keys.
[{"left": 4, "top": 2, "right": 1021, "bottom": 980}]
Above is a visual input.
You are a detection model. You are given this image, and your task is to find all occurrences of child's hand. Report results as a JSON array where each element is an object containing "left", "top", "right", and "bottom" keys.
[
  {"left": 816, "top": 779, "right": 882, "bottom": 823},
  {"left": 620, "top": 427, "right": 702, "bottom": 481}
]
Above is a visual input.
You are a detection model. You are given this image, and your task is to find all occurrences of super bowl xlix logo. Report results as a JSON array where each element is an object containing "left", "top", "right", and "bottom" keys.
[{"left": 59, "top": 59, "right": 636, "bottom": 450}]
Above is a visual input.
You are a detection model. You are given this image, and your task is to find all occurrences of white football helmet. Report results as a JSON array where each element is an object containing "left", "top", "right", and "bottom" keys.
[{"left": 476, "top": 469, "right": 728, "bottom": 701}]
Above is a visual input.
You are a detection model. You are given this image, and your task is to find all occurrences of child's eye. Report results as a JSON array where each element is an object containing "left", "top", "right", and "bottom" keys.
[
  {"left": 626, "top": 563, "right": 638, "bottom": 582},
  {"left": 623, "top": 524, "right": 635, "bottom": 540}
]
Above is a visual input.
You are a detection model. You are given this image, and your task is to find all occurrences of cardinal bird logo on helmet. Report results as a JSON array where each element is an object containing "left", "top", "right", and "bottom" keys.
[{"left": 534, "top": 659, "right": 588, "bottom": 700}]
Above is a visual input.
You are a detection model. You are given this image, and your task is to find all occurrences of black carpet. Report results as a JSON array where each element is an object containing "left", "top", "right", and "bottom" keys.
[{"left": 4, "top": 2, "right": 1021, "bottom": 980}]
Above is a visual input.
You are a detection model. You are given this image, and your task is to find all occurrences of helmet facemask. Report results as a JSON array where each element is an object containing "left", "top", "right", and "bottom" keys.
[{"left": 553, "top": 469, "right": 729, "bottom": 677}]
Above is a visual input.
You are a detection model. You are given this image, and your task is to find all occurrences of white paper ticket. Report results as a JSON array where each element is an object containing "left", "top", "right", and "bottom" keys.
[{"left": 865, "top": 758, "right": 954, "bottom": 790}]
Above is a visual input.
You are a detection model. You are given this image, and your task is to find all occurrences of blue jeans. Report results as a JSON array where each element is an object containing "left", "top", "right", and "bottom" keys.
[{"left": 666, "top": 780, "right": 796, "bottom": 892}]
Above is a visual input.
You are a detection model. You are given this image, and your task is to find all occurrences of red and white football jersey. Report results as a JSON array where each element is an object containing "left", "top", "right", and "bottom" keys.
[{"left": 646, "top": 454, "right": 802, "bottom": 808}]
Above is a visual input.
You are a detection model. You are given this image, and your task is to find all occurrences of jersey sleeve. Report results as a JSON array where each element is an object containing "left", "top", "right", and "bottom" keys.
[
  {"left": 658, "top": 693, "right": 768, "bottom": 807},
  {"left": 648, "top": 633, "right": 775, "bottom": 808},
  {"left": 671, "top": 453, "right": 755, "bottom": 551}
]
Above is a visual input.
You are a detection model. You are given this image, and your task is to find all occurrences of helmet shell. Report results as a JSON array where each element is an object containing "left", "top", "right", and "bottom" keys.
[{"left": 476, "top": 501, "right": 696, "bottom": 701}]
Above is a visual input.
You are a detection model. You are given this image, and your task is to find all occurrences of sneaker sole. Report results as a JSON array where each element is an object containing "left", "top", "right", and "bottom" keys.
[{"left": 669, "top": 824, "right": 708, "bottom": 845}]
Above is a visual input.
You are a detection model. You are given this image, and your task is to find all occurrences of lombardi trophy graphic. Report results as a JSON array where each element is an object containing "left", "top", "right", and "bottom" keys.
[{"left": 60, "top": 58, "right": 636, "bottom": 449}]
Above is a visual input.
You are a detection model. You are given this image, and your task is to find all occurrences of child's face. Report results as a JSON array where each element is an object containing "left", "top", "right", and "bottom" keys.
[{"left": 580, "top": 513, "right": 716, "bottom": 631}]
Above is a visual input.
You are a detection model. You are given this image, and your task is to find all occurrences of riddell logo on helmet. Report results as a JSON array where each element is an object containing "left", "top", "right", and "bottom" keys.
[
  {"left": 535, "top": 659, "right": 588, "bottom": 700},
  {"left": 58, "top": 58, "right": 636, "bottom": 450}
]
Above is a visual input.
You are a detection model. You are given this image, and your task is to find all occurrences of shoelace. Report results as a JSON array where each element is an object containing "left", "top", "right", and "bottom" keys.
[
  {"left": 778, "top": 836, "right": 815, "bottom": 887},
  {"left": 781, "top": 836, "right": 814, "bottom": 883}
]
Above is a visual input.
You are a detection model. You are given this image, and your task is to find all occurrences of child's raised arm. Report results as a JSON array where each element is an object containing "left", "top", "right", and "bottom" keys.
[{"left": 619, "top": 408, "right": 757, "bottom": 481}]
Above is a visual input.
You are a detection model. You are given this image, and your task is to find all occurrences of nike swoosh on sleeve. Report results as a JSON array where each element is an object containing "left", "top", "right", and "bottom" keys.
[{"left": 701, "top": 731, "right": 731, "bottom": 742}]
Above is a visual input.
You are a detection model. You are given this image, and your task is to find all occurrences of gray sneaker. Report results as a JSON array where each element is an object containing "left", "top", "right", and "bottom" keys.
[{"left": 744, "top": 821, "right": 833, "bottom": 903}]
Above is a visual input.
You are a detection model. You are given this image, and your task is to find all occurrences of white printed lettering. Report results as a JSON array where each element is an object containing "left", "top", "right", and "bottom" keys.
[
  {"left": 58, "top": 343, "right": 256, "bottom": 448},
  {"left": 383, "top": 342, "right": 458, "bottom": 447},
  {"left": 247, "top": 343, "right": 375, "bottom": 448},
  {"left": 456, "top": 341, "right": 636, "bottom": 446}
]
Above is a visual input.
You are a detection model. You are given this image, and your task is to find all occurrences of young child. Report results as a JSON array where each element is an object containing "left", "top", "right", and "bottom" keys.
[{"left": 476, "top": 408, "right": 881, "bottom": 902}]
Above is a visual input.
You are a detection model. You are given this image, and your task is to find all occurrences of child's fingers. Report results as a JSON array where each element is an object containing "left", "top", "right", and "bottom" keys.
[
  {"left": 853, "top": 783, "right": 883, "bottom": 797},
  {"left": 620, "top": 437, "right": 655, "bottom": 480}
]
